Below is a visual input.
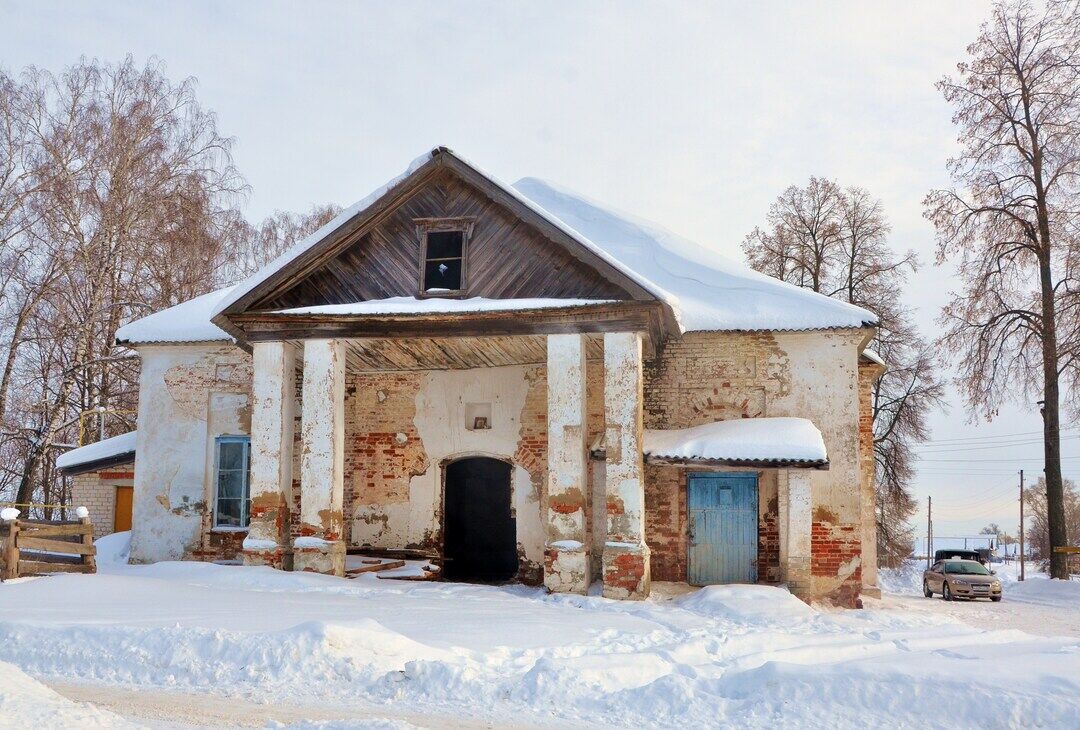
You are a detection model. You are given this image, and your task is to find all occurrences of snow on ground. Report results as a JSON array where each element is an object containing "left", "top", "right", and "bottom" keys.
[
  {"left": 877, "top": 559, "right": 1080, "bottom": 639},
  {"left": 0, "top": 540, "right": 1077, "bottom": 728},
  {"left": 0, "top": 660, "right": 132, "bottom": 728}
]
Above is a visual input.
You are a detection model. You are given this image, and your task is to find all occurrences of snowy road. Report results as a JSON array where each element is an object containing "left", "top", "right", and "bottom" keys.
[
  {"left": 0, "top": 538, "right": 1078, "bottom": 729},
  {"left": 876, "top": 560, "right": 1080, "bottom": 638}
]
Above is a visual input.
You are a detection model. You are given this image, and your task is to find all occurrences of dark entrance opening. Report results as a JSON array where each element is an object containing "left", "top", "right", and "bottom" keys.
[{"left": 443, "top": 457, "right": 518, "bottom": 583}]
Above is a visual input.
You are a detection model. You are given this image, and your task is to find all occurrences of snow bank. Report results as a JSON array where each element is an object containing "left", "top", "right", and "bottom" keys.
[
  {"left": 0, "top": 660, "right": 130, "bottom": 727},
  {"left": 1004, "top": 574, "right": 1080, "bottom": 609},
  {"left": 675, "top": 584, "right": 816, "bottom": 622},
  {"left": 94, "top": 531, "right": 131, "bottom": 566},
  {"left": 644, "top": 417, "right": 827, "bottom": 464},
  {"left": 1, "top": 560, "right": 1077, "bottom": 728},
  {"left": 56, "top": 431, "right": 137, "bottom": 471},
  {"left": 114, "top": 287, "right": 236, "bottom": 345},
  {"left": 275, "top": 297, "right": 615, "bottom": 316}
]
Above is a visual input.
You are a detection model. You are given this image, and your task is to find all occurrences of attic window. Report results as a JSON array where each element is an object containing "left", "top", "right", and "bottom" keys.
[{"left": 417, "top": 219, "right": 473, "bottom": 296}]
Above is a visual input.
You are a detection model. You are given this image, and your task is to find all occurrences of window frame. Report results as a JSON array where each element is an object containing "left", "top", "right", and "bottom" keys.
[
  {"left": 212, "top": 434, "right": 251, "bottom": 530},
  {"left": 415, "top": 218, "right": 475, "bottom": 297}
]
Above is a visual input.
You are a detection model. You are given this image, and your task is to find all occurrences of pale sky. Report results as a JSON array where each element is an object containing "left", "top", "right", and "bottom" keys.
[{"left": 3, "top": 0, "right": 1069, "bottom": 536}]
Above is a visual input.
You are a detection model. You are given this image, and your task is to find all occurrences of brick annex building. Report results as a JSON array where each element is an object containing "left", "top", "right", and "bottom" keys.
[{"left": 61, "top": 147, "right": 883, "bottom": 605}]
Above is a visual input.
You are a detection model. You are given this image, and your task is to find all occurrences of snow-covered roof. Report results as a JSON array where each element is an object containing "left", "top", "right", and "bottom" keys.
[
  {"left": 644, "top": 417, "right": 828, "bottom": 467},
  {"left": 275, "top": 297, "right": 618, "bottom": 317},
  {"left": 213, "top": 152, "right": 436, "bottom": 318},
  {"left": 118, "top": 146, "right": 878, "bottom": 345},
  {"left": 115, "top": 287, "right": 236, "bottom": 345},
  {"left": 513, "top": 178, "right": 876, "bottom": 332},
  {"left": 56, "top": 431, "right": 137, "bottom": 473}
]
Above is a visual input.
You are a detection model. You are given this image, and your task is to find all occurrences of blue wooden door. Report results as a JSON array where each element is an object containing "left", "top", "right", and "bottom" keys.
[{"left": 688, "top": 473, "right": 758, "bottom": 585}]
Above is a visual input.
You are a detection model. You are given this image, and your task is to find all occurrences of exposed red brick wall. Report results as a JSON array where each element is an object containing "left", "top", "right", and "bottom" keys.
[
  {"left": 342, "top": 372, "right": 429, "bottom": 548},
  {"left": 644, "top": 464, "right": 686, "bottom": 581},
  {"left": 811, "top": 519, "right": 862, "bottom": 607},
  {"left": 187, "top": 526, "right": 247, "bottom": 562},
  {"left": 758, "top": 499, "right": 780, "bottom": 583},
  {"left": 514, "top": 365, "right": 548, "bottom": 504}
]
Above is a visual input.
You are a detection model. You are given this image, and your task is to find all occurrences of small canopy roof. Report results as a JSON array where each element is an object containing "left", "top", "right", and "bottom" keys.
[
  {"left": 116, "top": 288, "right": 235, "bottom": 345},
  {"left": 643, "top": 417, "right": 828, "bottom": 469},
  {"left": 56, "top": 431, "right": 137, "bottom": 475}
]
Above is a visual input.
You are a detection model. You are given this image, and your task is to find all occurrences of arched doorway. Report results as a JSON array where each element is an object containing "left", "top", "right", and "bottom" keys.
[{"left": 442, "top": 457, "right": 518, "bottom": 582}]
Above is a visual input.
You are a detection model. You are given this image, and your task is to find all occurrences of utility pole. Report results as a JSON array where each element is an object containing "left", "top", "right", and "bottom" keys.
[
  {"left": 926, "top": 496, "right": 933, "bottom": 569},
  {"left": 1019, "top": 469, "right": 1025, "bottom": 582}
]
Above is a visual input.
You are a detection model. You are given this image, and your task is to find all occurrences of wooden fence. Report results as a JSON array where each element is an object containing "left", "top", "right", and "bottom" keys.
[{"left": 1, "top": 517, "right": 96, "bottom": 579}]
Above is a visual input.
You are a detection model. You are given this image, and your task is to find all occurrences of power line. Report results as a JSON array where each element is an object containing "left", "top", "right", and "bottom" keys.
[
  {"left": 917, "top": 435, "right": 1080, "bottom": 453},
  {"left": 917, "top": 455, "right": 1080, "bottom": 463},
  {"left": 914, "top": 427, "right": 1078, "bottom": 445}
]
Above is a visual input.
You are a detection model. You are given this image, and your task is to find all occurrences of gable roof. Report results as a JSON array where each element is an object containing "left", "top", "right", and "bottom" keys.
[{"left": 118, "top": 146, "right": 877, "bottom": 345}]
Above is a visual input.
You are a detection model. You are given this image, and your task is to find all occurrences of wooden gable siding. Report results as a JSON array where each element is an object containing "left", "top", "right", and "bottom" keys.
[{"left": 260, "top": 169, "right": 632, "bottom": 310}]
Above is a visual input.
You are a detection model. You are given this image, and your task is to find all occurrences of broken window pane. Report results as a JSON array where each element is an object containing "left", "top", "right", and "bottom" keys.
[{"left": 424, "top": 257, "right": 462, "bottom": 291}]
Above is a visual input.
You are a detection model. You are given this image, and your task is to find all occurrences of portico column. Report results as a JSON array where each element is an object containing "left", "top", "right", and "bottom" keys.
[
  {"left": 242, "top": 341, "right": 295, "bottom": 569},
  {"left": 786, "top": 469, "right": 813, "bottom": 600},
  {"left": 293, "top": 338, "right": 346, "bottom": 576},
  {"left": 543, "top": 334, "right": 590, "bottom": 594},
  {"left": 601, "top": 331, "right": 651, "bottom": 599}
]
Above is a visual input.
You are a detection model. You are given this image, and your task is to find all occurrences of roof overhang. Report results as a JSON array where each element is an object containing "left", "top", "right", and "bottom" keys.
[
  {"left": 56, "top": 451, "right": 136, "bottom": 477},
  {"left": 231, "top": 300, "right": 663, "bottom": 347}
]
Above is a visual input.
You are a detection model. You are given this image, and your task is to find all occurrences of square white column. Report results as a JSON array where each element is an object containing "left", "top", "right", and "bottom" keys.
[
  {"left": 294, "top": 338, "right": 346, "bottom": 576},
  {"left": 601, "top": 331, "right": 651, "bottom": 599},
  {"left": 786, "top": 469, "right": 813, "bottom": 599},
  {"left": 543, "top": 333, "right": 589, "bottom": 594},
  {"left": 242, "top": 341, "right": 295, "bottom": 569}
]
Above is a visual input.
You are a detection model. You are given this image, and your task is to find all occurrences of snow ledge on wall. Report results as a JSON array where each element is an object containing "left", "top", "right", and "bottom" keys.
[{"left": 643, "top": 417, "right": 827, "bottom": 465}]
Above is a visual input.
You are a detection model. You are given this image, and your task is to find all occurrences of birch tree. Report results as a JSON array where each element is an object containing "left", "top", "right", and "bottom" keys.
[{"left": 925, "top": 0, "right": 1080, "bottom": 578}]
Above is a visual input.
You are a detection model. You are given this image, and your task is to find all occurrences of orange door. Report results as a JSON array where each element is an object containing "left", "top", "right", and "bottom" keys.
[{"left": 114, "top": 486, "right": 133, "bottom": 533}]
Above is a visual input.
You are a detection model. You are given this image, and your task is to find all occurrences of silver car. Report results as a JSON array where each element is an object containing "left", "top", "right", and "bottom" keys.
[{"left": 923, "top": 559, "right": 1002, "bottom": 601}]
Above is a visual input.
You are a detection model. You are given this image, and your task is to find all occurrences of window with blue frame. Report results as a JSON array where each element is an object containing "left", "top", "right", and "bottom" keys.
[{"left": 214, "top": 435, "right": 251, "bottom": 528}]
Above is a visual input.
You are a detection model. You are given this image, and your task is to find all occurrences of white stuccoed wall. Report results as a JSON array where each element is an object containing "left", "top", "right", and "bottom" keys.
[
  {"left": 129, "top": 344, "right": 252, "bottom": 564},
  {"left": 770, "top": 330, "right": 864, "bottom": 597}
]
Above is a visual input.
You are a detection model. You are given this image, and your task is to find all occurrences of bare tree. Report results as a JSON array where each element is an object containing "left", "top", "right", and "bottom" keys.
[
  {"left": 1, "top": 57, "right": 247, "bottom": 509},
  {"left": 0, "top": 57, "right": 342, "bottom": 512},
  {"left": 227, "top": 204, "right": 342, "bottom": 280},
  {"left": 1024, "top": 476, "right": 1080, "bottom": 567},
  {"left": 744, "top": 180, "right": 945, "bottom": 565},
  {"left": 924, "top": 0, "right": 1080, "bottom": 578}
]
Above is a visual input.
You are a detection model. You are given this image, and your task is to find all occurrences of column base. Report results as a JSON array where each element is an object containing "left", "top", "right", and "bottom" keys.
[
  {"left": 241, "top": 537, "right": 290, "bottom": 570},
  {"left": 602, "top": 542, "right": 651, "bottom": 600},
  {"left": 292, "top": 537, "right": 346, "bottom": 576},
  {"left": 785, "top": 556, "right": 812, "bottom": 602},
  {"left": 544, "top": 542, "right": 590, "bottom": 594}
]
